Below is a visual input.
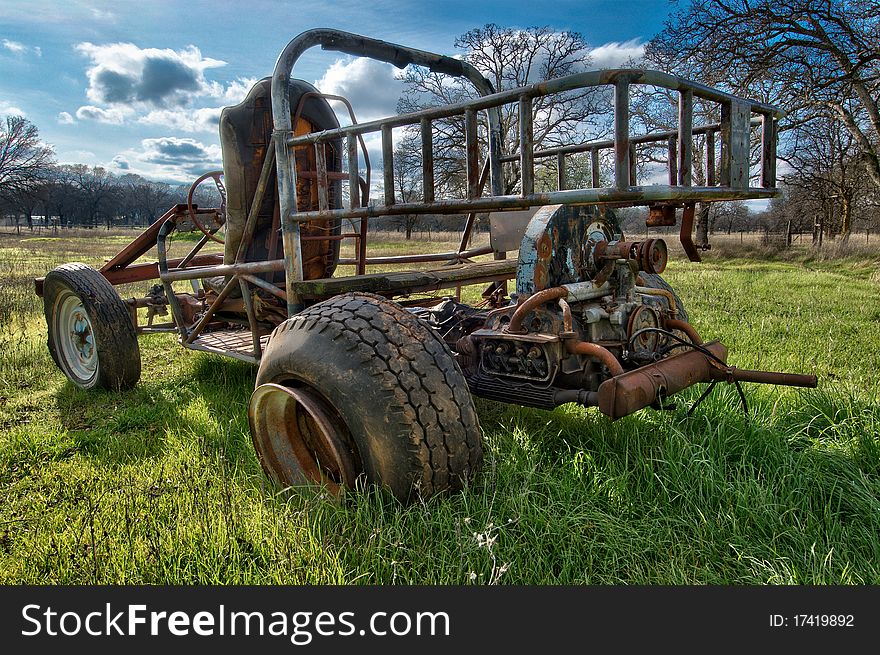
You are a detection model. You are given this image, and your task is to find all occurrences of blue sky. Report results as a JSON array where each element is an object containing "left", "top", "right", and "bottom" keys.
[{"left": 0, "top": 0, "right": 675, "bottom": 184}]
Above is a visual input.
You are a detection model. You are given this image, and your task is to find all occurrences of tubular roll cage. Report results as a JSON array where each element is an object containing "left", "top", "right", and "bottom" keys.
[
  {"left": 48, "top": 29, "right": 781, "bottom": 365},
  {"left": 267, "top": 29, "right": 782, "bottom": 312}
]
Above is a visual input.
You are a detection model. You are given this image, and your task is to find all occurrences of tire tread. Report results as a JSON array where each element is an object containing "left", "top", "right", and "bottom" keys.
[
  {"left": 43, "top": 262, "right": 141, "bottom": 390},
  {"left": 260, "top": 292, "right": 481, "bottom": 498}
]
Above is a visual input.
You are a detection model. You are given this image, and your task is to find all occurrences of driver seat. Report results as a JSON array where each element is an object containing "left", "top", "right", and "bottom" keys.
[{"left": 218, "top": 77, "right": 343, "bottom": 282}]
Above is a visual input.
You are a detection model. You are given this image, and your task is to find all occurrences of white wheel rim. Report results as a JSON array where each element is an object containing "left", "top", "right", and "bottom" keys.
[{"left": 55, "top": 290, "right": 98, "bottom": 384}]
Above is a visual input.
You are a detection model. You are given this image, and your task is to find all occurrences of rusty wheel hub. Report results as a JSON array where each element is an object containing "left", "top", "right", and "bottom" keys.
[{"left": 248, "top": 383, "right": 360, "bottom": 495}]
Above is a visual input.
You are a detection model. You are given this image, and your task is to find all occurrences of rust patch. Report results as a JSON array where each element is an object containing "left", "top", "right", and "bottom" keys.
[{"left": 679, "top": 202, "right": 702, "bottom": 263}]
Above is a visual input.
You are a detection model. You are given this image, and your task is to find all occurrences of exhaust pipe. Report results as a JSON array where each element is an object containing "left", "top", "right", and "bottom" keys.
[{"left": 597, "top": 342, "right": 817, "bottom": 419}]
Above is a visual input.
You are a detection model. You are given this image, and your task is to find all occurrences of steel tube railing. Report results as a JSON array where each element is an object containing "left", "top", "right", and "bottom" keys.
[
  {"left": 271, "top": 28, "right": 504, "bottom": 314},
  {"left": 284, "top": 69, "right": 781, "bottom": 150},
  {"left": 281, "top": 186, "right": 778, "bottom": 223},
  {"left": 270, "top": 29, "right": 783, "bottom": 319}
]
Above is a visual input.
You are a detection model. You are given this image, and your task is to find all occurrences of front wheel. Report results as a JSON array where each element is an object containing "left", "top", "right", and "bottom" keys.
[
  {"left": 43, "top": 263, "right": 141, "bottom": 390},
  {"left": 249, "top": 292, "right": 482, "bottom": 501}
]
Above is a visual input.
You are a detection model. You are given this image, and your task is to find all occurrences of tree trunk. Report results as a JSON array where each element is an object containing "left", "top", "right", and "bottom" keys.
[
  {"left": 829, "top": 101, "right": 880, "bottom": 189},
  {"left": 840, "top": 196, "right": 852, "bottom": 241}
]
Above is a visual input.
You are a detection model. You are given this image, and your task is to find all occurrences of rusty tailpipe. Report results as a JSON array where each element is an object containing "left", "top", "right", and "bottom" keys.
[
  {"left": 708, "top": 366, "right": 818, "bottom": 388},
  {"left": 598, "top": 342, "right": 728, "bottom": 419},
  {"left": 597, "top": 341, "right": 817, "bottom": 419}
]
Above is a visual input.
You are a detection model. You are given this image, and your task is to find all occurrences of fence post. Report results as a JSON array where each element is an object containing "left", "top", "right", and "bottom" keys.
[{"left": 786, "top": 220, "right": 792, "bottom": 248}]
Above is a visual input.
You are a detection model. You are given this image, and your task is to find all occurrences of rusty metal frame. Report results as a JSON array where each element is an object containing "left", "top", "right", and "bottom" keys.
[
  {"left": 291, "top": 91, "right": 373, "bottom": 275},
  {"left": 33, "top": 29, "right": 820, "bottom": 428},
  {"left": 270, "top": 28, "right": 505, "bottom": 313},
  {"left": 35, "top": 29, "right": 785, "bottom": 371},
  {"left": 86, "top": 30, "right": 778, "bottom": 330},
  {"left": 264, "top": 31, "right": 780, "bottom": 318}
]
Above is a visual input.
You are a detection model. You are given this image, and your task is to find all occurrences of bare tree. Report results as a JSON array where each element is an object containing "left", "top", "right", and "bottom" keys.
[
  {"left": 66, "top": 164, "right": 119, "bottom": 229},
  {"left": 0, "top": 115, "right": 55, "bottom": 202},
  {"left": 399, "top": 24, "right": 608, "bottom": 196},
  {"left": 391, "top": 140, "right": 423, "bottom": 239},
  {"left": 784, "top": 110, "right": 873, "bottom": 238},
  {"left": 42, "top": 165, "right": 81, "bottom": 228},
  {"left": 119, "top": 173, "right": 173, "bottom": 227},
  {"left": 712, "top": 199, "right": 750, "bottom": 234},
  {"left": 652, "top": 0, "right": 880, "bottom": 189}
]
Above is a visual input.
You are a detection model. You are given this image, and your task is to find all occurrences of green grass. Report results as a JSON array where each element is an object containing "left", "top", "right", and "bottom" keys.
[{"left": 0, "top": 231, "right": 878, "bottom": 584}]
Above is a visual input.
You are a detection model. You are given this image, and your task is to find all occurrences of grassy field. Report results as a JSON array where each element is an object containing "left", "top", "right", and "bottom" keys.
[{"left": 1, "top": 229, "right": 879, "bottom": 584}]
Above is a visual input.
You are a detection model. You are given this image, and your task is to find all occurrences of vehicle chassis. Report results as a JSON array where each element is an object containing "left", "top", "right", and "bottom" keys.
[{"left": 36, "top": 29, "right": 817, "bottom": 499}]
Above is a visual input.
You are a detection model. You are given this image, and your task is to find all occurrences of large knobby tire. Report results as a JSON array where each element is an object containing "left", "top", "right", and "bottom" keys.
[
  {"left": 43, "top": 263, "right": 141, "bottom": 391},
  {"left": 640, "top": 272, "right": 689, "bottom": 323},
  {"left": 250, "top": 292, "right": 482, "bottom": 501}
]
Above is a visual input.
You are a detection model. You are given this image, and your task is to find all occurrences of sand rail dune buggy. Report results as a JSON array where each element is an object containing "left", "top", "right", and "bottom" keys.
[{"left": 36, "top": 29, "right": 817, "bottom": 501}]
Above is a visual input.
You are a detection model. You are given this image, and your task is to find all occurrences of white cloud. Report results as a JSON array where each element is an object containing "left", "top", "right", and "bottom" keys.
[
  {"left": 2, "top": 39, "right": 26, "bottom": 54},
  {"left": 129, "top": 76, "right": 259, "bottom": 133},
  {"left": 315, "top": 57, "right": 404, "bottom": 123},
  {"left": 2, "top": 39, "right": 40, "bottom": 57},
  {"left": 140, "top": 136, "right": 222, "bottom": 164},
  {"left": 75, "top": 41, "right": 226, "bottom": 108},
  {"left": 0, "top": 101, "right": 26, "bottom": 116},
  {"left": 71, "top": 42, "right": 257, "bottom": 134},
  {"left": 75, "top": 104, "right": 133, "bottom": 124},
  {"left": 138, "top": 107, "right": 223, "bottom": 133},
  {"left": 57, "top": 111, "right": 76, "bottom": 124},
  {"left": 589, "top": 39, "right": 645, "bottom": 69},
  {"left": 89, "top": 7, "right": 116, "bottom": 21},
  {"left": 112, "top": 136, "right": 223, "bottom": 183},
  {"left": 211, "top": 77, "right": 260, "bottom": 105}
]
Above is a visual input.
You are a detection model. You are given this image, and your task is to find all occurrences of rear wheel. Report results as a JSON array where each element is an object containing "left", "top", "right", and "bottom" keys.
[
  {"left": 249, "top": 292, "right": 482, "bottom": 501},
  {"left": 43, "top": 263, "right": 141, "bottom": 390}
]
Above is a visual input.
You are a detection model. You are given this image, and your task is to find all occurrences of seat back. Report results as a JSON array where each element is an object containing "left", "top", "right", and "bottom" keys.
[{"left": 219, "top": 77, "right": 343, "bottom": 280}]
